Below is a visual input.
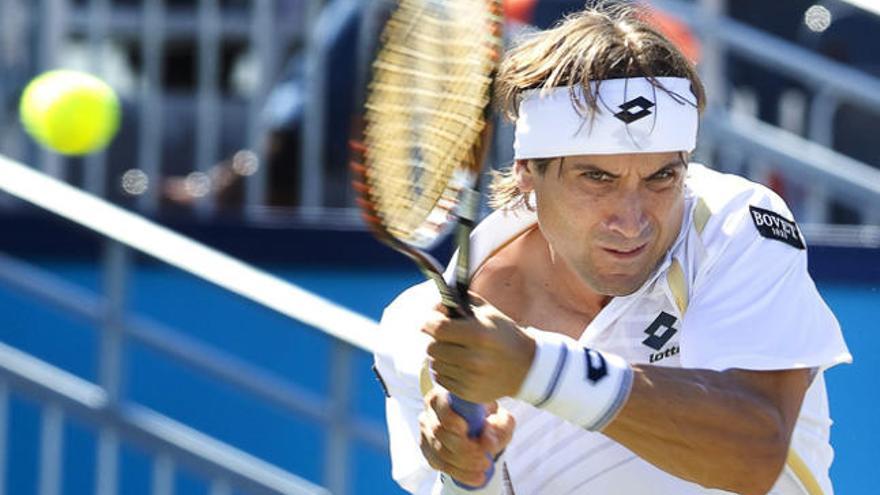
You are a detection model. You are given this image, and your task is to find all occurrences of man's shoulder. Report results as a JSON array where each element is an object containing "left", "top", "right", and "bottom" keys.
[
  {"left": 685, "top": 163, "right": 800, "bottom": 249},
  {"left": 685, "top": 163, "right": 788, "bottom": 215},
  {"left": 452, "top": 206, "right": 538, "bottom": 280},
  {"left": 679, "top": 163, "right": 807, "bottom": 292}
]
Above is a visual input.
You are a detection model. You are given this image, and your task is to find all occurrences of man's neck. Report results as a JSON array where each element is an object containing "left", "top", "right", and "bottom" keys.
[
  {"left": 521, "top": 227, "right": 611, "bottom": 317},
  {"left": 471, "top": 226, "right": 609, "bottom": 339}
]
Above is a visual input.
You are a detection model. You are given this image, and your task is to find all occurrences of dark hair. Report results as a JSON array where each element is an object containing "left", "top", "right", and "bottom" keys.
[{"left": 490, "top": 3, "right": 704, "bottom": 209}]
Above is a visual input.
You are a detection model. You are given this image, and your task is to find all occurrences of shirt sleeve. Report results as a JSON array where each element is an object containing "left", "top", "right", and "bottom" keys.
[
  {"left": 679, "top": 192, "right": 852, "bottom": 372},
  {"left": 373, "top": 282, "right": 440, "bottom": 494}
]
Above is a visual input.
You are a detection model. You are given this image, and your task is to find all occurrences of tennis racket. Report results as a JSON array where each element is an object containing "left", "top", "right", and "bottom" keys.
[{"left": 351, "top": 0, "right": 503, "bottom": 488}]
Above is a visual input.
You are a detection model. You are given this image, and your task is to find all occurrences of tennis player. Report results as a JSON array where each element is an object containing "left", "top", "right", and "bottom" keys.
[{"left": 373, "top": 6, "right": 850, "bottom": 494}]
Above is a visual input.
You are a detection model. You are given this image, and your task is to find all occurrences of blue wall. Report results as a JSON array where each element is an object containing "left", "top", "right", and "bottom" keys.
[
  {"left": 0, "top": 261, "right": 421, "bottom": 495},
  {"left": 0, "top": 256, "right": 875, "bottom": 494}
]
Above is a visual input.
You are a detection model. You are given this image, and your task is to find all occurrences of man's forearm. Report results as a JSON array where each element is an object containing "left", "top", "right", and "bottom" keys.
[
  {"left": 601, "top": 365, "right": 810, "bottom": 495},
  {"left": 424, "top": 307, "right": 813, "bottom": 494},
  {"left": 510, "top": 333, "right": 812, "bottom": 495}
]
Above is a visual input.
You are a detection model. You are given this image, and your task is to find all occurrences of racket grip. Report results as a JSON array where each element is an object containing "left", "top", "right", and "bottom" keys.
[{"left": 448, "top": 394, "right": 495, "bottom": 489}]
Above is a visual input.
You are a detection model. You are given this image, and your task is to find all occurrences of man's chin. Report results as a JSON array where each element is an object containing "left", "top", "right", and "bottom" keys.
[{"left": 588, "top": 272, "right": 649, "bottom": 296}]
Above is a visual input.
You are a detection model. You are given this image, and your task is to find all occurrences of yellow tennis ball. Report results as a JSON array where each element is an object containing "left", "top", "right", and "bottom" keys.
[{"left": 19, "top": 70, "right": 121, "bottom": 156}]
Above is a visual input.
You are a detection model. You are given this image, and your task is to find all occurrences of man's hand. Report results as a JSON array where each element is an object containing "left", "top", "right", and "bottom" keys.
[
  {"left": 422, "top": 299, "right": 536, "bottom": 403},
  {"left": 418, "top": 387, "right": 515, "bottom": 487}
]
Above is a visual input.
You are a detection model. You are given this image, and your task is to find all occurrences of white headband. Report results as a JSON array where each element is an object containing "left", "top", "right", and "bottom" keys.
[{"left": 513, "top": 77, "right": 698, "bottom": 159}]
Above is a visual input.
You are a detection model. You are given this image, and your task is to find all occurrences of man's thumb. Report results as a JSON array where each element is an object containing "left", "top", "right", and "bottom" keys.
[
  {"left": 480, "top": 427, "right": 500, "bottom": 454},
  {"left": 468, "top": 292, "right": 488, "bottom": 307}
]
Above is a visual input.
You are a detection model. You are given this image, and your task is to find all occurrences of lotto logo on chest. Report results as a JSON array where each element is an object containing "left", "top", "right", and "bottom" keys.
[
  {"left": 642, "top": 311, "right": 680, "bottom": 364},
  {"left": 648, "top": 344, "right": 680, "bottom": 364}
]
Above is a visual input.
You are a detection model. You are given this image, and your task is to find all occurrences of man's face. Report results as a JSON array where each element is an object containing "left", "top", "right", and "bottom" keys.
[{"left": 517, "top": 152, "right": 686, "bottom": 296}]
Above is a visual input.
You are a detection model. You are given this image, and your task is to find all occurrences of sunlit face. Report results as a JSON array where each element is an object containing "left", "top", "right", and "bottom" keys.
[{"left": 516, "top": 152, "right": 686, "bottom": 296}]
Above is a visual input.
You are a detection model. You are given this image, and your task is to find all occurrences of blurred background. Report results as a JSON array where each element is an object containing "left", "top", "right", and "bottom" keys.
[{"left": 0, "top": 0, "right": 877, "bottom": 494}]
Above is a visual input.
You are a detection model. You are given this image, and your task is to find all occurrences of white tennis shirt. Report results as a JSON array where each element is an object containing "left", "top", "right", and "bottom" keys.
[{"left": 373, "top": 164, "right": 851, "bottom": 495}]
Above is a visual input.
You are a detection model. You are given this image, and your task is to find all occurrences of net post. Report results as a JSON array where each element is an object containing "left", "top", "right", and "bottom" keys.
[
  {"left": 244, "top": 0, "right": 276, "bottom": 215},
  {"left": 84, "top": 0, "right": 112, "bottom": 198},
  {"left": 194, "top": 0, "right": 221, "bottom": 218},
  {"left": 38, "top": 0, "right": 69, "bottom": 180},
  {"left": 95, "top": 238, "right": 129, "bottom": 495},
  {"left": 324, "top": 339, "right": 353, "bottom": 495},
  {"left": 136, "top": 0, "right": 165, "bottom": 215}
]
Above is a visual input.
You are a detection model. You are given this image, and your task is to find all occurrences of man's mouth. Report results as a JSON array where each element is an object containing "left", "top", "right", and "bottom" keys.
[{"left": 601, "top": 243, "right": 648, "bottom": 259}]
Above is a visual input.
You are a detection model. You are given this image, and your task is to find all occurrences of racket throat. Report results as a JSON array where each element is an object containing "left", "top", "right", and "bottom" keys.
[
  {"left": 452, "top": 185, "right": 480, "bottom": 313},
  {"left": 385, "top": 237, "right": 470, "bottom": 315},
  {"left": 452, "top": 226, "right": 473, "bottom": 313},
  {"left": 422, "top": 268, "right": 470, "bottom": 317}
]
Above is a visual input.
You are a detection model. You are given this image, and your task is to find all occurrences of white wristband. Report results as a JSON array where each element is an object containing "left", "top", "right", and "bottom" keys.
[
  {"left": 515, "top": 329, "right": 633, "bottom": 431},
  {"left": 435, "top": 451, "right": 508, "bottom": 495}
]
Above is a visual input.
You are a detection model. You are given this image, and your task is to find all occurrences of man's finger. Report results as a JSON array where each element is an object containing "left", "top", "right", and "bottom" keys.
[
  {"left": 422, "top": 312, "right": 443, "bottom": 336},
  {"left": 481, "top": 408, "right": 516, "bottom": 456},
  {"left": 486, "top": 406, "right": 516, "bottom": 432},
  {"left": 421, "top": 404, "right": 489, "bottom": 471},
  {"left": 422, "top": 316, "right": 482, "bottom": 346},
  {"left": 429, "top": 358, "right": 470, "bottom": 383},
  {"left": 419, "top": 410, "right": 441, "bottom": 446},
  {"left": 420, "top": 415, "right": 483, "bottom": 472},
  {"left": 434, "top": 426, "right": 489, "bottom": 462},
  {"left": 419, "top": 433, "right": 486, "bottom": 487},
  {"left": 427, "top": 343, "right": 487, "bottom": 376},
  {"left": 434, "top": 374, "right": 475, "bottom": 403},
  {"left": 436, "top": 374, "right": 489, "bottom": 403},
  {"left": 427, "top": 342, "right": 489, "bottom": 377},
  {"left": 429, "top": 390, "right": 469, "bottom": 436},
  {"left": 433, "top": 302, "right": 454, "bottom": 316},
  {"left": 426, "top": 341, "right": 469, "bottom": 362},
  {"left": 435, "top": 431, "right": 490, "bottom": 471},
  {"left": 420, "top": 430, "right": 448, "bottom": 471}
]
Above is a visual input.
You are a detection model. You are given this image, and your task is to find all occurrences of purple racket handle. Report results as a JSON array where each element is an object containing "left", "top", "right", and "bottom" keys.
[{"left": 448, "top": 394, "right": 495, "bottom": 489}]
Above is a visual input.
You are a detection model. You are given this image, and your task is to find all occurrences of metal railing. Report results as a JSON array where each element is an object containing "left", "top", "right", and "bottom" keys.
[
  {"left": 4, "top": 0, "right": 878, "bottom": 224},
  {"left": 0, "top": 247, "right": 337, "bottom": 495},
  {"left": 0, "top": 338, "right": 330, "bottom": 495},
  {"left": 703, "top": 111, "right": 880, "bottom": 223},
  {"left": 651, "top": 0, "right": 880, "bottom": 224},
  {"left": 0, "top": 0, "right": 315, "bottom": 214},
  {"left": 0, "top": 154, "right": 388, "bottom": 495}
]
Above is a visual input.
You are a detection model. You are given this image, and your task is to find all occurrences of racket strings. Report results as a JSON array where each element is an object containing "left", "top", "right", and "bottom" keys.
[
  {"left": 366, "top": 83, "right": 490, "bottom": 112},
  {"left": 361, "top": 0, "right": 502, "bottom": 246}
]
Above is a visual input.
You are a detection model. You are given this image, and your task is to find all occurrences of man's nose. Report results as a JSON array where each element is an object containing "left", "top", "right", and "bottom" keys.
[{"left": 604, "top": 190, "right": 649, "bottom": 239}]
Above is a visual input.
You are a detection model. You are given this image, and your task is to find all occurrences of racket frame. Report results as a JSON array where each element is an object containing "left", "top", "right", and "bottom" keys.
[{"left": 351, "top": 0, "right": 503, "bottom": 488}]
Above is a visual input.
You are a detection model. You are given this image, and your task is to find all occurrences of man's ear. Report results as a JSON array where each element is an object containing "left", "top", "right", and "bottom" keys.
[{"left": 515, "top": 159, "right": 534, "bottom": 193}]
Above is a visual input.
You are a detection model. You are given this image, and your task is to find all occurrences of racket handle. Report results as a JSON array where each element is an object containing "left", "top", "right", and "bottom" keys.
[{"left": 448, "top": 394, "right": 495, "bottom": 489}]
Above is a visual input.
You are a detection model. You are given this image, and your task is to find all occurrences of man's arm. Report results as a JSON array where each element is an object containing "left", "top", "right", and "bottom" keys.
[
  {"left": 423, "top": 304, "right": 813, "bottom": 495},
  {"left": 603, "top": 366, "right": 812, "bottom": 495}
]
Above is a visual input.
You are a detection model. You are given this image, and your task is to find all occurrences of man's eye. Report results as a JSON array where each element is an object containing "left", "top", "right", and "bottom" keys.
[
  {"left": 650, "top": 168, "right": 676, "bottom": 181},
  {"left": 584, "top": 171, "right": 613, "bottom": 182}
]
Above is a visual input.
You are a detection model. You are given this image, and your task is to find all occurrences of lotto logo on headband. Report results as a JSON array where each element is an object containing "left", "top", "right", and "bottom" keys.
[
  {"left": 513, "top": 77, "right": 699, "bottom": 159},
  {"left": 613, "top": 96, "right": 655, "bottom": 124}
]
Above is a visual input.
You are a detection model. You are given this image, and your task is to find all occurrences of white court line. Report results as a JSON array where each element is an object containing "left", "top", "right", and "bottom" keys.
[{"left": 0, "top": 154, "right": 378, "bottom": 352}]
